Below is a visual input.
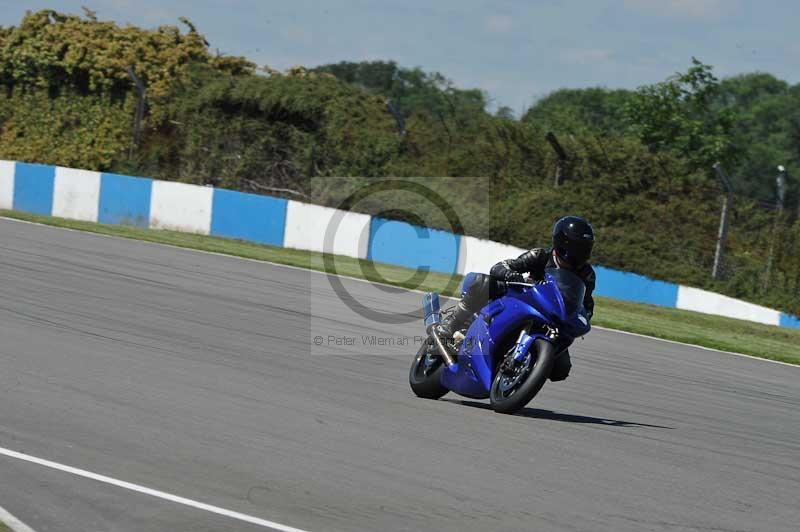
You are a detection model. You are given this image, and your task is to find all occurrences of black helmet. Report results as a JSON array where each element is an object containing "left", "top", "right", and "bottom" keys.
[{"left": 552, "top": 216, "right": 594, "bottom": 268}]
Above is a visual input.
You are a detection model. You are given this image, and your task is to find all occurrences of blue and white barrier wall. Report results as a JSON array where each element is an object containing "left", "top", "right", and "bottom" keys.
[
  {"left": 0, "top": 160, "right": 13, "bottom": 210},
  {"left": 369, "top": 217, "right": 460, "bottom": 273},
  {"left": 285, "top": 200, "right": 370, "bottom": 259},
  {"left": 0, "top": 160, "right": 797, "bottom": 329}
]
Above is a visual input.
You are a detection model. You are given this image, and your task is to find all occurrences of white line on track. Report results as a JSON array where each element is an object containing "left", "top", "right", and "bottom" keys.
[
  {"left": 2, "top": 215, "right": 798, "bottom": 368},
  {"left": 592, "top": 326, "right": 799, "bottom": 366},
  {"left": 0, "top": 503, "right": 37, "bottom": 532},
  {"left": 0, "top": 446, "right": 311, "bottom": 532}
]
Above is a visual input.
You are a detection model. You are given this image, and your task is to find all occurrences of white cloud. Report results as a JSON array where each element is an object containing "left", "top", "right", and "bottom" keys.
[
  {"left": 623, "top": 0, "right": 729, "bottom": 19},
  {"left": 486, "top": 14, "right": 513, "bottom": 33},
  {"left": 560, "top": 49, "right": 613, "bottom": 64}
]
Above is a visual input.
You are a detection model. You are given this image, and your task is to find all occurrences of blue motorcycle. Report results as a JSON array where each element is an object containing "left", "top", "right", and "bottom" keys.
[{"left": 409, "top": 268, "right": 591, "bottom": 414}]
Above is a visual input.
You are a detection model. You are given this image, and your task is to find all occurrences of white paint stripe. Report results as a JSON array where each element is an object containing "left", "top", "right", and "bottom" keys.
[
  {"left": 0, "top": 504, "right": 37, "bottom": 532},
  {"left": 676, "top": 284, "right": 780, "bottom": 325},
  {"left": 457, "top": 235, "right": 525, "bottom": 276},
  {"left": 1, "top": 215, "right": 798, "bottom": 368},
  {"left": 149, "top": 181, "right": 213, "bottom": 234},
  {"left": 0, "top": 160, "right": 14, "bottom": 210},
  {"left": 0, "top": 446, "right": 311, "bottom": 532},
  {"left": 52, "top": 167, "right": 101, "bottom": 223},
  {"left": 283, "top": 201, "right": 371, "bottom": 259}
]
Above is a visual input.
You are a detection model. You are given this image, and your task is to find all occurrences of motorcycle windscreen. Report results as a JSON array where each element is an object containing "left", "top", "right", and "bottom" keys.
[{"left": 544, "top": 267, "right": 585, "bottom": 316}]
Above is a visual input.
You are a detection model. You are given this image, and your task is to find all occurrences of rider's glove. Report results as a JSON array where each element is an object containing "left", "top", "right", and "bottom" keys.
[{"left": 504, "top": 271, "right": 524, "bottom": 283}]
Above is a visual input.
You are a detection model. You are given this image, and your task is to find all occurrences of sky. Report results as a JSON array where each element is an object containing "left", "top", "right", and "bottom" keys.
[{"left": 1, "top": 1, "right": 798, "bottom": 114}]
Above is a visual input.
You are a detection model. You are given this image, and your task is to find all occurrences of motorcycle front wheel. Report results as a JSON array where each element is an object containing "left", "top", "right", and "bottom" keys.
[
  {"left": 490, "top": 338, "right": 556, "bottom": 414},
  {"left": 409, "top": 341, "right": 449, "bottom": 399}
]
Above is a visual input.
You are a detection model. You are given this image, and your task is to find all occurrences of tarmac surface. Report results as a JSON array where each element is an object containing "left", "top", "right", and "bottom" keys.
[{"left": 0, "top": 217, "right": 798, "bottom": 531}]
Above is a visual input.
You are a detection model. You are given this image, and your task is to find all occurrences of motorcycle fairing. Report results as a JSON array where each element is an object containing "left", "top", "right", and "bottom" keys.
[{"left": 441, "top": 294, "right": 552, "bottom": 398}]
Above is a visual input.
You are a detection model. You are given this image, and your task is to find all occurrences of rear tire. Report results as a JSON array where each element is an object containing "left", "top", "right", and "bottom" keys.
[
  {"left": 490, "top": 339, "right": 556, "bottom": 414},
  {"left": 409, "top": 341, "right": 449, "bottom": 399}
]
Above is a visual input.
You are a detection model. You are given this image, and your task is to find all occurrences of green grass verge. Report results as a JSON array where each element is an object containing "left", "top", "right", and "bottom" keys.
[
  {"left": 594, "top": 297, "right": 800, "bottom": 364},
  {"left": 3, "top": 209, "right": 799, "bottom": 365},
  {"left": 0, "top": 521, "right": 12, "bottom": 532}
]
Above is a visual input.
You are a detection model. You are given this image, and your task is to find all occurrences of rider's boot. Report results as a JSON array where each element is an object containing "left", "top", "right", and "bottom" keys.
[{"left": 436, "top": 302, "right": 472, "bottom": 340}]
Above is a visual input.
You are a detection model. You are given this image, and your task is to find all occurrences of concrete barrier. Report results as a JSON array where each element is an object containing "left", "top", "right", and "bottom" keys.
[
  {"left": 0, "top": 160, "right": 797, "bottom": 328},
  {"left": 53, "top": 167, "right": 101, "bottom": 222},
  {"left": 149, "top": 181, "right": 213, "bottom": 234},
  {"left": 369, "top": 217, "right": 460, "bottom": 274},
  {"left": 594, "top": 265, "right": 679, "bottom": 307},
  {"left": 13, "top": 162, "right": 54, "bottom": 216},
  {"left": 99, "top": 173, "right": 153, "bottom": 227},
  {"left": 284, "top": 200, "right": 370, "bottom": 259},
  {"left": 0, "top": 160, "right": 14, "bottom": 209},
  {"left": 676, "top": 285, "right": 781, "bottom": 325},
  {"left": 780, "top": 313, "right": 800, "bottom": 329},
  {"left": 457, "top": 236, "right": 526, "bottom": 275},
  {"left": 210, "top": 189, "right": 287, "bottom": 246}
]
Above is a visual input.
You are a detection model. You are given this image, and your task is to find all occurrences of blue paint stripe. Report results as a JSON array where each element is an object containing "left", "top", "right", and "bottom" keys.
[
  {"left": 593, "top": 265, "right": 679, "bottom": 308},
  {"left": 779, "top": 313, "right": 800, "bottom": 329},
  {"left": 13, "top": 163, "right": 55, "bottom": 215},
  {"left": 98, "top": 173, "right": 153, "bottom": 227},
  {"left": 210, "top": 188, "right": 287, "bottom": 246},
  {"left": 368, "top": 217, "right": 460, "bottom": 274}
]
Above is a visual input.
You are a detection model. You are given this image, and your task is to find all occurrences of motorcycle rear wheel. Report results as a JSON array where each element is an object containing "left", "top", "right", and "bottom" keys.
[
  {"left": 409, "top": 341, "right": 449, "bottom": 399},
  {"left": 490, "top": 338, "right": 555, "bottom": 414}
]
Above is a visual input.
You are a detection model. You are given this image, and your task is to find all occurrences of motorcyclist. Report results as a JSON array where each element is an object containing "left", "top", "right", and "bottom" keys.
[{"left": 437, "top": 215, "right": 596, "bottom": 382}]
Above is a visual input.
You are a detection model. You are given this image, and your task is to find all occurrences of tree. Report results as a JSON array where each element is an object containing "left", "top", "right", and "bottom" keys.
[
  {"left": 0, "top": 9, "right": 254, "bottom": 120},
  {"left": 625, "top": 58, "right": 738, "bottom": 176},
  {"left": 522, "top": 87, "right": 632, "bottom": 135},
  {"left": 0, "top": 9, "right": 254, "bottom": 169},
  {"left": 714, "top": 73, "right": 800, "bottom": 202},
  {"left": 312, "top": 60, "right": 488, "bottom": 120},
  {"left": 717, "top": 72, "right": 788, "bottom": 108},
  {"left": 136, "top": 64, "right": 401, "bottom": 192}
]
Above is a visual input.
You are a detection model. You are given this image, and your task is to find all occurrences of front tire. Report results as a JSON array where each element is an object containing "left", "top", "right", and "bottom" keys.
[
  {"left": 409, "top": 341, "right": 449, "bottom": 399},
  {"left": 490, "top": 338, "right": 556, "bottom": 414}
]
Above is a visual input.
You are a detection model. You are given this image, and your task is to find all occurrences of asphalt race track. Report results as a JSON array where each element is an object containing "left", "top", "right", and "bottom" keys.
[{"left": 0, "top": 217, "right": 798, "bottom": 532}]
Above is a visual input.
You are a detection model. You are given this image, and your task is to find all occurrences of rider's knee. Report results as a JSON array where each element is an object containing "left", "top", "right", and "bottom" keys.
[
  {"left": 462, "top": 274, "right": 491, "bottom": 306},
  {"left": 460, "top": 273, "right": 477, "bottom": 297}
]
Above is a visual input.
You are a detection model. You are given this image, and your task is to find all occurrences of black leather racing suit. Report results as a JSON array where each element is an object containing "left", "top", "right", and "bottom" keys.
[
  {"left": 459, "top": 248, "right": 596, "bottom": 381},
  {"left": 490, "top": 248, "right": 595, "bottom": 318}
]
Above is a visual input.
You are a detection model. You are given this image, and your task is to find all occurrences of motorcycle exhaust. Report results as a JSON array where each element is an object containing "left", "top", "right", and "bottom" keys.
[
  {"left": 423, "top": 292, "right": 456, "bottom": 368},
  {"left": 428, "top": 327, "right": 457, "bottom": 368}
]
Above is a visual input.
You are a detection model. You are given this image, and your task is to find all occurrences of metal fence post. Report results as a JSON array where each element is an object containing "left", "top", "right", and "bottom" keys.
[
  {"left": 545, "top": 132, "right": 567, "bottom": 187},
  {"left": 712, "top": 162, "right": 734, "bottom": 280},
  {"left": 763, "top": 166, "right": 787, "bottom": 291},
  {"left": 126, "top": 66, "right": 147, "bottom": 158},
  {"left": 385, "top": 100, "right": 406, "bottom": 136}
]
